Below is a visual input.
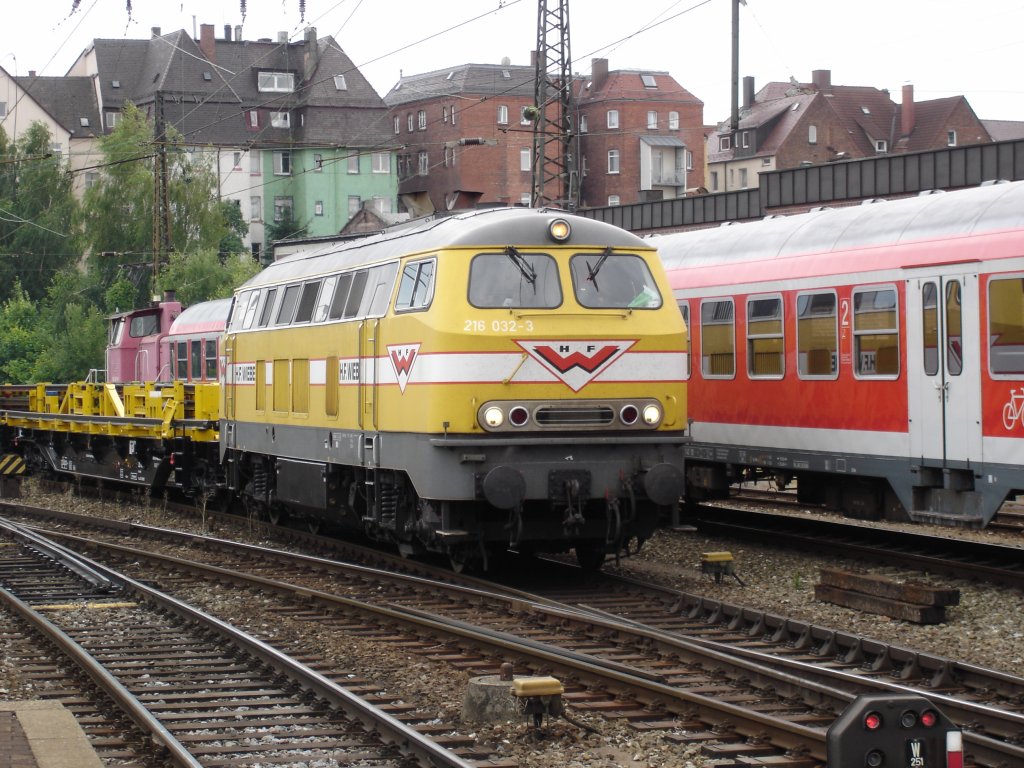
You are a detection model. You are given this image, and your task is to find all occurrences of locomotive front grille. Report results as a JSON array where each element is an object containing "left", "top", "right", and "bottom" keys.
[{"left": 534, "top": 405, "right": 614, "bottom": 426}]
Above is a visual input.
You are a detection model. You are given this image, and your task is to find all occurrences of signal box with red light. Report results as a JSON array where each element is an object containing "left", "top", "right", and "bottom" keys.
[{"left": 827, "top": 693, "right": 963, "bottom": 767}]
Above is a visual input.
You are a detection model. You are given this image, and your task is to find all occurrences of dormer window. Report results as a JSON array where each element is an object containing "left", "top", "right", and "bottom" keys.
[
  {"left": 861, "top": 106, "right": 871, "bottom": 115},
  {"left": 203, "top": 71, "right": 212, "bottom": 81},
  {"left": 947, "top": 129, "right": 957, "bottom": 147},
  {"left": 270, "top": 111, "right": 290, "bottom": 128},
  {"left": 719, "top": 135, "right": 731, "bottom": 151},
  {"left": 257, "top": 71, "right": 295, "bottom": 92},
  {"left": 80, "top": 117, "right": 90, "bottom": 127},
  {"left": 502, "top": 69, "right": 511, "bottom": 79},
  {"left": 641, "top": 73, "right": 657, "bottom": 88},
  {"left": 875, "top": 139, "right": 888, "bottom": 153},
  {"left": 111, "top": 80, "right": 120, "bottom": 88},
  {"left": 334, "top": 75, "right": 347, "bottom": 90}
]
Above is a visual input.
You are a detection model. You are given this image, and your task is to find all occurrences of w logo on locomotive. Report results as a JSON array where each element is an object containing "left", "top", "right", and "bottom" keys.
[
  {"left": 517, "top": 339, "right": 635, "bottom": 391},
  {"left": 387, "top": 343, "right": 421, "bottom": 393}
]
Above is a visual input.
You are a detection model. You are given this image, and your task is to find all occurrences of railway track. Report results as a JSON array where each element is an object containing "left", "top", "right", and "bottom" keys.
[
  {"left": 0, "top": 517, "right": 479, "bottom": 767},
  {"left": 4, "top": 501, "right": 1024, "bottom": 766}
]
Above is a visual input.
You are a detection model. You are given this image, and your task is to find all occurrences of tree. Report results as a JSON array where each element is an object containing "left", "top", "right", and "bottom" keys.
[
  {"left": 0, "top": 282, "right": 45, "bottom": 383},
  {"left": 156, "top": 248, "right": 260, "bottom": 308},
  {"left": 0, "top": 123, "right": 80, "bottom": 303},
  {"left": 264, "top": 209, "right": 308, "bottom": 264},
  {"left": 30, "top": 270, "right": 108, "bottom": 383},
  {"left": 217, "top": 199, "right": 249, "bottom": 259}
]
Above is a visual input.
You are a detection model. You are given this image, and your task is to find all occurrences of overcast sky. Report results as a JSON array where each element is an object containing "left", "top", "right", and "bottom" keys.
[{"left": 3, "top": 0, "right": 1023, "bottom": 124}]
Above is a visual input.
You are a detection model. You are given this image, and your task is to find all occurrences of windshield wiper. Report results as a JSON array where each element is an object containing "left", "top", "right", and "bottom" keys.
[
  {"left": 505, "top": 245, "right": 536, "bottom": 286},
  {"left": 585, "top": 246, "right": 613, "bottom": 289}
]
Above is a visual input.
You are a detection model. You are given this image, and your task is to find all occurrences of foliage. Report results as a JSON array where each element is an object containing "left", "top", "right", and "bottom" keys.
[
  {"left": 0, "top": 282, "right": 45, "bottom": 383},
  {"left": 217, "top": 199, "right": 249, "bottom": 258},
  {"left": 0, "top": 123, "right": 80, "bottom": 304},
  {"left": 30, "top": 270, "right": 108, "bottom": 382},
  {"left": 264, "top": 209, "right": 308, "bottom": 256},
  {"left": 156, "top": 248, "right": 260, "bottom": 308}
]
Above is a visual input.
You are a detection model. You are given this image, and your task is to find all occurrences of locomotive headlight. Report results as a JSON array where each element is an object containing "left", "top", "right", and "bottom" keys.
[
  {"left": 548, "top": 218, "right": 571, "bottom": 242},
  {"left": 483, "top": 406, "right": 505, "bottom": 428},
  {"left": 642, "top": 403, "right": 662, "bottom": 426}
]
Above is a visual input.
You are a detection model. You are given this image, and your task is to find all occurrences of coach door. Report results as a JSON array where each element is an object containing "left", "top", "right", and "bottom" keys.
[{"left": 906, "top": 270, "right": 982, "bottom": 465}]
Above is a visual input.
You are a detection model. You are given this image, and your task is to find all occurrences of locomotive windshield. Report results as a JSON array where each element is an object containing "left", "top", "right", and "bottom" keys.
[
  {"left": 469, "top": 251, "right": 561, "bottom": 308},
  {"left": 570, "top": 252, "right": 662, "bottom": 309}
]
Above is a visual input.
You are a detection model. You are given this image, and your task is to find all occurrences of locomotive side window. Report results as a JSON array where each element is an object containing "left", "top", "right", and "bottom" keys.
[
  {"left": 747, "top": 295, "right": 784, "bottom": 378},
  {"left": 258, "top": 288, "right": 278, "bottom": 327},
  {"left": 205, "top": 339, "right": 217, "bottom": 379},
  {"left": 852, "top": 287, "right": 899, "bottom": 377},
  {"left": 241, "top": 290, "right": 260, "bottom": 330},
  {"left": 676, "top": 300, "right": 691, "bottom": 378},
  {"left": 344, "top": 270, "right": 369, "bottom": 318},
  {"left": 395, "top": 258, "right": 436, "bottom": 312},
  {"left": 275, "top": 284, "right": 301, "bottom": 325},
  {"left": 130, "top": 312, "right": 159, "bottom": 337},
  {"left": 328, "top": 273, "right": 354, "bottom": 320},
  {"left": 946, "top": 281, "right": 963, "bottom": 376},
  {"left": 313, "top": 276, "right": 337, "bottom": 322},
  {"left": 570, "top": 253, "right": 662, "bottom": 309},
  {"left": 469, "top": 251, "right": 561, "bottom": 308},
  {"left": 989, "top": 276, "right": 1024, "bottom": 376},
  {"left": 922, "top": 282, "right": 939, "bottom": 375},
  {"left": 361, "top": 263, "right": 399, "bottom": 317},
  {"left": 796, "top": 291, "right": 838, "bottom": 378},
  {"left": 700, "top": 298, "right": 735, "bottom": 377},
  {"left": 109, "top": 317, "right": 125, "bottom": 345},
  {"left": 293, "top": 280, "right": 322, "bottom": 324}
]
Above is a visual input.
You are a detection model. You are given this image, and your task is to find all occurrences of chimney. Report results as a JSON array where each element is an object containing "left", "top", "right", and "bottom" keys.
[
  {"left": 811, "top": 69, "right": 831, "bottom": 92},
  {"left": 302, "top": 27, "right": 319, "bottom": 82},
  {"left": 277, "top": 31, "right": 288, "bottom": 44},
  {"left": 742, "top": 75, "right": 755, "bottom": 110},
  {"left": 591, "top": 58, "right": 608, "bottom": 90},
  {"left": 224, "top": 24, "right": 232, "bottom": 41},
  {"left": 902, "top": 84, "right": 915, "bottom": 137},
  {"left": 28, "top": 70, "right": 36, "bottom": 78},
  {"left": 151, "top": 26, "right": 161, "bottom": 38},
  {"left": 199, "top": 23, "right": 216, "bottom": 63},
  {"left": 235, "top": 25, "right": 243, "bottom": 42}
]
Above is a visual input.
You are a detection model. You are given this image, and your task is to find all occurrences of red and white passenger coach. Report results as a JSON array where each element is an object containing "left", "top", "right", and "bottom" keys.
[{"left": 653, "top": 180, "right": 1024, "bottom": 527}]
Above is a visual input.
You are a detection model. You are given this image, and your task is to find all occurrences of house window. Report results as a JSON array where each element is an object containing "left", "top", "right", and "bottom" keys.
[
  {"left": 947, "top": 129, "right": 957, "bottom": 146},
  {"left": 740, "top": 131, "right": 749, "bottom": 148},
  {"left": 393, "top": 116, "right": 400, "bottom": 134},
  {"left": 710, "top": 171, "right": 718, "bottom": 192},
  {"left": 247, "top": 109, "right": 260, "bottom": 129},
  {"left": 371, "top": 196, "right": 392, "bottom": 215},
  {"left": 607, "top": 149, "right": 620, "bottom": 174},
  {"left": 580, "top": 114, "right": 588, "bottom": 133},
  {"left": 348, "top": 196, "right": 361, "bottom": 216},
  {"left": 417, "top": 109, "right": 426, "bottom": 129},
  {"left": 372, "top": 152, "right": 389, "bottom": 173},
  {"left": 232, "top": 151, "right": 242, "bottom": 169},
  {"left": 270, "top": 111, "right": 290, "bottom": 128},
  {"left": 407, "top": 113, "right": 414, "bottom": 132},
  {"left": 80, "top": 117, "right": 90, "bottom": 127},
  {"left": 719, "top": 135, "right": 731, "bottom": 151},
  {"left": 808, "top": 124, "right": 817, "bottom": 144},
  {"left": 520, "top": 106, "right": 533, "bottom": 125},
  {"left": 520, "top": 148, "right": 531, "bottom": 172},
  {"left": 273, "top": 196, "right": 293, "bottom": 222},
  {"left": 347, "top": 153, "right": 360, "bottom": 174},
  {"left": 607, "top": 109, "right": 619, "bottom": 129},
  {"left": 608, "top": 195, "right": 620, "bottom": 206},
  {"left": 668, "top": 111, "right": 679, "bottom": 130},
  {"left": 313, "top": 153, "right": 323, "bottom": 171},
  {"left": 257, "top": 71, "right": 295, "bottom": 92},
  {"left": 0, "top": 102, "right": 6, "bottom": 118},
  {"left": 685, "top": 150, "right": 693, "bottom": 171},
  {"left": 739, "top": 168, "right": 748, "bottom": 188},
  {"left": 273, "top": 151, "right": 291, "bottom": 175},
  {"left": 105, "top": 111, "right": 120, "bottom": 129},
  {"left": 334, "top": 75, "right": 347, "bottom": 90},
  {"left": 314, "top": 201, "right": 324, "bottom": 217},
  {"left": 520, "top": 193, "right": 531, "bottom": 205},
  {"left": 443, "top": 105, "right": 449, "bottom": 123},
  {"left": 250, "top": 196, "right": 262, "bottom": 221},
  {"left": 250, "top": 151, "right": 261, "bottom": 174},
  {"left": 640, "top": 73, "right": 657, "bottom": 88},
  {"left": 875, "top": 139, "right": 888, "bottom": 153},
  {"left": 450, "top": 104, "right": 456, "bottom": 125},
  {"left": 647, "top": 111, "right": 657, "bottom": 129},
  {"left": 85, "top": 171, "right": 100, "bottom": 189},
  {"left": 418, "top": 150, "right": 428, "bottom": 175},
  {"left": 498, "top": 105, "right": 509, "bottom": 124}
]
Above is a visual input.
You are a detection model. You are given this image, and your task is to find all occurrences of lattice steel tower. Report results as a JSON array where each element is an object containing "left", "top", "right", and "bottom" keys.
[{"left": 530, "top": 0, "right": 577, "bottom": 210}]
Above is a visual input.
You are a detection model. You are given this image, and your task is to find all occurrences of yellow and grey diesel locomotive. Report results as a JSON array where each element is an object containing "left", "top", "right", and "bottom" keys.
[{"left": 223, "top": 207, "right": 687, "bottom": 569}]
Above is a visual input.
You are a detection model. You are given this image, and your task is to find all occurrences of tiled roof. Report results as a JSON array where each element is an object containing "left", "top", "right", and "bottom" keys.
[
  {"left": 384, "top": 63, "right": 535, "bottom": 106},
  {"left": 983, "top": 119, "right": 1024, "bottom": 142},
  {"left": 14, "top": 75, "right": 101, "bottom": 137},
  {"left": 581, "top": 70, "right": 701, "bottom": 105}
]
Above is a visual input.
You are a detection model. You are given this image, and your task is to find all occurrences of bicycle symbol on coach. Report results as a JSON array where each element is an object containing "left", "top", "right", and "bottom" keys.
[{"left": 1004, "top": 387, "right": 1024, "bottom": 431}]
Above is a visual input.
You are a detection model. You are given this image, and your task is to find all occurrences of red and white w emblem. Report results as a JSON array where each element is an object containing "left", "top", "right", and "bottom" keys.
[
  {"left": 387, "top": 343, "right": 421, "bottom": 393},
  {"left": 517, "top": 339, "right": 635, "bottom": 391}
]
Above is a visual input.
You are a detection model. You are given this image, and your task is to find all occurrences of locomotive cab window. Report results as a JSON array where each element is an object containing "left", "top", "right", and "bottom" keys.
[
  {"left": 395, "top": 258, "right": 436, "bottom": 312},
  {"left": 796, "top": 291, "right": 838, "bottom": 378},
  {"left": 469, "top": 251, "right": 561, "bottom": 308},
  {"left": 989, "top": 276, "right": 1024, "bottom": 376},
  {"left": 700, "top": 298, "right": 735, "bottom": 378},
  {"left": 109, "top": 318, "right": 125, "bottom": 345},
  {"left": 570, "top": 252, "right": 662, "bottom": 309},
  {"left": 129, "top": 312, "right": 159, "bottom": 337},
  {"left": 747, "top": 295, "right": 784, "bottom": 378},
  {"left": 852, "top": 286, "right": 899, "bottom": 378}
]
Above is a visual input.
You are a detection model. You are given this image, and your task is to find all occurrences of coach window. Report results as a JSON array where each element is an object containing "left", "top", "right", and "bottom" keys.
[
  {"left": 700, "top": 299, "right": 735, "bottom": 377},
  {"left": 275, "top": 284, "right": 301, "bottom": 325},
  {"left": 176, "top": 342, "right": 188, "bottom": 380},
  {"left": 258, "top": 288, "right": 278, "bottom": 328},
  {"left": 205, "top": 339, "right": 218, "bottom": 380},
  {"left": 313, "top": 276, "right": 337, "bottom": 323},
  {"left": 747, "top": 295, "right": 784, "bottom": 378},
  {"left": 396, "top": 258, "right": 436, "bottom": 312},
  {"left": 571, "top": 253, "right": 661, "bottom": 309},
  {"left": 676, "top": 300, "right": 691, "bottom": 378},
  {"left": 852, "top": 286, "right": 899, "bottom": 377},
  {"left": 469, "top": 251, "right": 561, "bottom": 308},
  {"left": 190, "top": 340, "right": 202, "bottom": 380},
  {"left": 946, "top": 281, "right": 963, "bottom": 375},
  {"left": 989, "top": 276, "right": 1024, "bottom": 376},
  {"left": 796, "top": 291, "right": 837, "bottom": 378},
  {"left": 293, "top": 280, "right": 322, "bottom": 324},
  {"left": 922, "top": 282, "right": 939, "bottom": 375}
]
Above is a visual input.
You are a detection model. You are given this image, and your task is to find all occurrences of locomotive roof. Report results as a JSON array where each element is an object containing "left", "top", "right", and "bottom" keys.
[
  {"left": 652, "top": 180, "right": 1024, "bottom": 271},
  {"left": 242, "top": 207, "right": 650, "bottom": 290}
]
